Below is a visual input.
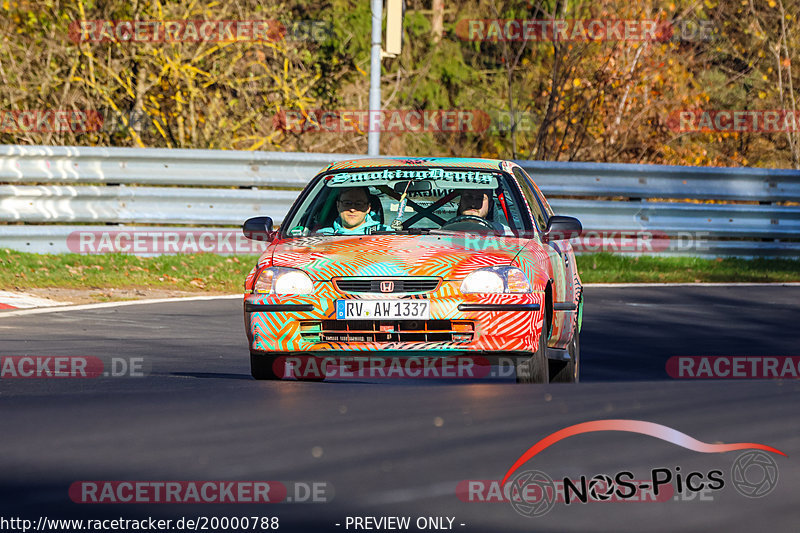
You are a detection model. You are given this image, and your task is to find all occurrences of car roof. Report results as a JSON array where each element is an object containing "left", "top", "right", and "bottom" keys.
[{"left": 323, "top": 157, "right": 511, "bottom": 173}]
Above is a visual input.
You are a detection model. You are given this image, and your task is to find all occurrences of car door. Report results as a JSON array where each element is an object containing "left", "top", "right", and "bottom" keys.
[{"left": 511, "top": 165, "right": 580, "bottom": 349}]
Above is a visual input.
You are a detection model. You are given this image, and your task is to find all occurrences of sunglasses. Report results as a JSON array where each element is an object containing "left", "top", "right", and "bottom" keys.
[
  {"left": 338, "top": 199, "right": 370, "bottom": 210},
  {"left": 461, "top": 192, "right": 487, "bottom": 201},
  {"left": 460, "top": 192, "right": 487, "bottom": 208}
]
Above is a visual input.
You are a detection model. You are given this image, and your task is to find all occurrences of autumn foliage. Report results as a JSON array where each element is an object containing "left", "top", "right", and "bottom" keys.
[{"left": 1, "top": 0, "right": 797, "bottom": 168}]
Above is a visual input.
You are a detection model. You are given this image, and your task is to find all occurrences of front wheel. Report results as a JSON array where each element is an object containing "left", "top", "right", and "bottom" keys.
[
  {"left": 550, "top": 330, "right": 579, "bottom": 383},
  {"left": 516, "top": 321, "right": 548, "bottom": 383},
  {"left": 250, "top": 353, "right": 279, "bottom": 380},
  {"left": 251, "top": 353, "right": 327, "bottom": 381}
]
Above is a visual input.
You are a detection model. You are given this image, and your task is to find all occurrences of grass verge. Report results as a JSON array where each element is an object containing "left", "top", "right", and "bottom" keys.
[
  {"left": 577, "top": 253, "right": 800, "bottom": 283},
  {"left": 1, "top": 251, "right": 799, "bottom": 296},
  {"left": 0, "top": 250, "right": 257, "bottom": 293}
]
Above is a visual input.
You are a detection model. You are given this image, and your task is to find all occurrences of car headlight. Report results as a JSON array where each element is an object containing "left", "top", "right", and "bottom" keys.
[
  {"left": 254, "top": 267, "right": 315, "bottom": 294},
  {"left": 460, "top": 266, "right": 532, "bottom": 294}
]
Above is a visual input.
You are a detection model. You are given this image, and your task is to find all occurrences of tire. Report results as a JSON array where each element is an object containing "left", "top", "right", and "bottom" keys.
[
  {"left": 250, "top": 353, "right": 279, "bottom": 380},
  {"left": 251, "top": 353, "right": 327, "bottom": 381},
  {"left": 550, "top": 329, "right": 579, "bottom": 383},
  {"left": 516, "top": 320, "right": 548, "bottom": 383}
]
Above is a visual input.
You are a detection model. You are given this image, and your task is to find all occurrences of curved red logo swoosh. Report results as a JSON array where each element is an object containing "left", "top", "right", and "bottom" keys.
[{"left": 501, "top": 419, "right": 786, "bottom": 485}]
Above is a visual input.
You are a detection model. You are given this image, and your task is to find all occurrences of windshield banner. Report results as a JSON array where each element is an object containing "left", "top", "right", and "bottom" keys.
[{"left": 327, "top": 168, "right": 499, "bottom": 187}]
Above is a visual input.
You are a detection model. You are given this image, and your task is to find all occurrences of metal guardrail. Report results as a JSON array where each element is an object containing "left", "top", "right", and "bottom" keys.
[
  {"left": 518, "top": 160, "right": 800, "bottom": 202},
  {"left": 0, "top": 185, "right": 299, "bottom": 224},
  {"left": 1, "top": 144, "right": 799, "bottom": 256},
  {"left": 0, "top": 145, "right": 352, "bottom": 188}
]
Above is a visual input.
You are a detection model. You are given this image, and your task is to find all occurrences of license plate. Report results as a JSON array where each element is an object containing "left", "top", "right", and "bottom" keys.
[{"left": 336, "top": 300, "right": 430, "bottom": 320}]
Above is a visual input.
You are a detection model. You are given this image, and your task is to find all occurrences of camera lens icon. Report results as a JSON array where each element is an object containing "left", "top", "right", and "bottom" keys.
[
  {"left": 587, "top": 474, "right": 615, "bottom": 501},
  {"left": 731, "top": 451, "right": 779, "bottom": 498},
  {"left": 506, "top": 470, "right": 557, "bottom": 518}
]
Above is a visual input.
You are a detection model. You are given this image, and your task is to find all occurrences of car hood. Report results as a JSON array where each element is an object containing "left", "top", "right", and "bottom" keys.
[{"left": 266, "top": 233, "right": 528, "bottom": 280}]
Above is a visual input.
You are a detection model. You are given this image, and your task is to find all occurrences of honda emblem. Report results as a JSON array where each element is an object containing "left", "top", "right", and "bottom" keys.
[{"left": 380, "top": 281, "right": 395, "bottom": 293}]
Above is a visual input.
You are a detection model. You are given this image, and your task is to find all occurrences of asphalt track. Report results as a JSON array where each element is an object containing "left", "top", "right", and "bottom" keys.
[{"left": 1, "top": 286, "right": 799, "bottom": 532}]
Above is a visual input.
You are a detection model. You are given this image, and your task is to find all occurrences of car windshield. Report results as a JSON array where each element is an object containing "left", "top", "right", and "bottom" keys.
[{"left": 282, "top": 167, "right": 529, "bottom": 237}]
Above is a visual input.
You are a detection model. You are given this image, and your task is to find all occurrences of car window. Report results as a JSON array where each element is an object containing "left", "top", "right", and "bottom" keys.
[
  {"left": 512, "top": 167, "right": 548, "bottom": 232},
  {"left": 528, "top": 174, "right": 555, "bottom": 219}
]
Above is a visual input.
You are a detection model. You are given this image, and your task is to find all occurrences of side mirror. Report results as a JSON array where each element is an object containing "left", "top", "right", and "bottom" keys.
[
  {"left": 543, "top": 216, "right": 582, "bottom": 242},
  {"left": 243, "top": 216, "right": 276, "bottom": 242}
]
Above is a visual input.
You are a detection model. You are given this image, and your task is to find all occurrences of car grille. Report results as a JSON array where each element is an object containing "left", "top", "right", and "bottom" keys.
[
  {"left": 299, "top": 320, "right": 474, "bottom": 343},
  {"left": 334, "top": 278, "right": 440, "bottom": 294}
]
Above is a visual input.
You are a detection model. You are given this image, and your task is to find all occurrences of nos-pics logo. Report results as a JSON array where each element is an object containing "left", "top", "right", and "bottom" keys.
[{"left": 499, "top": 420, "right": 784, "bottom": 518}]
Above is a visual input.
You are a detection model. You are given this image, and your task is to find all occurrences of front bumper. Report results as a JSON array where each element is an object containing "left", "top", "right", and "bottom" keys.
[{"left": 244, "top": 280, "right": 545, "bottom": 354}]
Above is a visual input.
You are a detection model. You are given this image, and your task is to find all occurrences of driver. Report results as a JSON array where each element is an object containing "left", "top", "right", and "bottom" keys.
[
  {"left": 454, "top": 189, "right": 511, "bottom": 234},
  {"left": 318, "top": 187, "right": 389, "bottom": 235},
  {"left": 458, "top": 189, "right": 492, "bottom": 218}
]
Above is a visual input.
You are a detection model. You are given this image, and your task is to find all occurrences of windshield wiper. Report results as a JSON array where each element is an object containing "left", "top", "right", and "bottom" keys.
[
  {"left": 427, "top": 229, "right": 463, "bottom": 235},
  {"left": 371, "top": 228, "right": 433, "bottom": 235}
]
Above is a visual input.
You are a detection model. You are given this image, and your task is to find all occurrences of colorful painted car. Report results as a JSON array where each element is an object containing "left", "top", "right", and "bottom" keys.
[{"left": 242, "top": 157, "right": 583, "bottom": 383}]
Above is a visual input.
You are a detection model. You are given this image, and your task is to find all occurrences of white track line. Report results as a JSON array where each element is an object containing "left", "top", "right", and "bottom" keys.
[
  {"left": 1, "top": 282, "right": 798, "bottom": 318},
  {"left": 0, "top": 294, "right": 242, "bottom": 318},
  {"left": 584, "top": 282, "right": 800, "bottom": 287},
  {"left": 0, "top": 290, "right": 67, "bottom": 309}
]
